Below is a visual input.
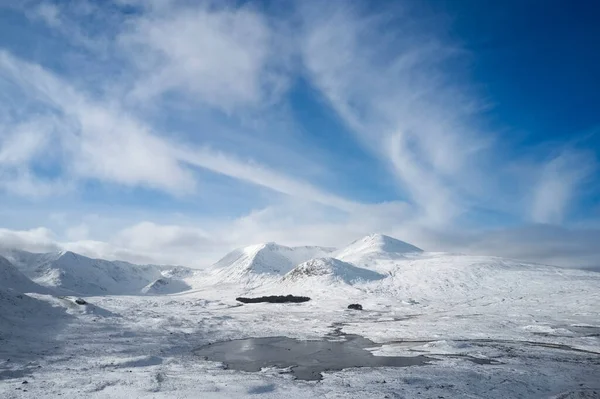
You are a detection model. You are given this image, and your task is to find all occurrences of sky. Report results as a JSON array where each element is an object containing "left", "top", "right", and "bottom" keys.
[{"left": 0, "top": 0, "right": 598, "bottom": 268}]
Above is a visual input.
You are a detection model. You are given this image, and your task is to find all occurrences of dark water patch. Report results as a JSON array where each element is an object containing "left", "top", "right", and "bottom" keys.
[
  {"left": 236, "top": 295, "right": 310, "bottom": 304},
  {"left": 194, "top": 335, "right": 432, "bottom": 381},
  {"left": 442, "top": 355, "right": 503, "bottom": 365},
  {"left": 464, "top": 356, "right": 499, "bottom": 365}
]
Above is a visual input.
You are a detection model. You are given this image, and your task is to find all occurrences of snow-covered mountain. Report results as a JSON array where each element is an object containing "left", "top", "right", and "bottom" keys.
[
  {"left": 366, "top": 254, "right": 567, "bottom": 300},
  {"left": 0, "top": 236, "right": 598, "bottom": 398},
  {"left": 334, "top": 234, "right": 423, "bottom": 266},
  {"left": 211, "top": 242, "right": 335, "bottom": 281},
  {"left": 284, "top": 257, "right": 386, "bottom": 285},
  {"left": 209, "top": 234, "right": 591, "bottom": 305},
  {"left": 0, "top": 255, "right": 52, "bottom": 294},
  {"left": 1, "top": 249, "right": 194, "bottom": 296}
]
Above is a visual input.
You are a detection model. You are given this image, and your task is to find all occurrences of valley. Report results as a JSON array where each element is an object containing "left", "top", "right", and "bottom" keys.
[{"left": 1, "top": 234, "right": 599, "bottom": 398}]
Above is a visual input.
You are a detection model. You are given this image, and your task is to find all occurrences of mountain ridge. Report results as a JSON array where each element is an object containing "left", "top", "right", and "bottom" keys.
[
  {"left": 1, "top": 248, "right": 194, "bottom": 296},
  {"left": 211, "top": 242, "right": 336, "bottom": 281},
  {"left": 0, "top": 255, "right": 53, "bottom": 294}
]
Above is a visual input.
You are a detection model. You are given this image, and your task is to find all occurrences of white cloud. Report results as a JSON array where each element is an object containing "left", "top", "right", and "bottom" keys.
[
  {"left": 28, "top": 1, "right": 111, "bottom": 54},
  {"left": 0, "top": 119, "right": 52, "bottom": 165},
  {"left": 0, "top": 227, "right": 60, "bottom": 253},
  {"left": 462, "top": 225, "right": 600, "bottom": 269},
  {"left": 120, "top": 2, "right": 288, "bottom": 112},
  {"left": 0, "top": 0, "right": 598, "bottom": 272},
  {"left": 2, "top": 206, "right": 600, "bottom": 270},
  {"left": 32, "top": 2, "right": 61, "bottom": 28},
  {"left": 300, "top": 3, "right": 491, "bottom": 226},
  {"left": 0, "top": 169, "right": 70, "bottom": 197},
  {"left": 65, "top": 223, "right": 89, "bottom": 241},
  {"left": 116, "top": 221, "right": 213, "bottom": 251},
  {"left": 0, "top": 47, "right": 360, "bottom": 211},
  {"left": 531, "top": 150, "right": 595, "bottom": 224},
  {"left": 175, "top": 147, "right": 361, "bottom": 212},
  {"left": 0, "top": 51, "right": 196, "bottom": 194},
  {"left": 0, "top": 116, "right": 69, "bottom": 196}
]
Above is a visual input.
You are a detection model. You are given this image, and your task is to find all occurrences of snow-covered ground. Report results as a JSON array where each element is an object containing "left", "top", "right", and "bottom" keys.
[{"left": 1, "top": 235, "right": 599, "bottom": 398}]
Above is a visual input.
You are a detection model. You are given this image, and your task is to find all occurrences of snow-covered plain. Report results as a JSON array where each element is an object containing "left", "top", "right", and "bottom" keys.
[{"left": 1, "top": 234, "right": 599, "bottom": 398}]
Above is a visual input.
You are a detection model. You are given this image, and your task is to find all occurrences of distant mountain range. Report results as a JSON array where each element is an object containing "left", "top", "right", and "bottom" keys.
[
  {"left": 2, "top": 233, "right": 596, "bottom": 305},
  {"left": 0, "top": 249, "right": 194, "bottom": 296},
  {"left": 210, "top": 234, "right": 422, "bottom": 284}
]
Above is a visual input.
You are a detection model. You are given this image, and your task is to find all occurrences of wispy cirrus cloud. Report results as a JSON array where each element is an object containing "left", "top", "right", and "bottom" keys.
[
  {"left": 119, "top": 2, "right": 290, "bottom": 112},
  {"left": 0, "top": 0, "right": 597, "bottom": 269},
  {"left": 300, "top": 2, "right": 493, "bottom": 226},
  {"left": 531, "top": 149, "right": 595, "bottom": 224},
  {"left": 0, "top": 47, "right": 361, "bottom": 211}
]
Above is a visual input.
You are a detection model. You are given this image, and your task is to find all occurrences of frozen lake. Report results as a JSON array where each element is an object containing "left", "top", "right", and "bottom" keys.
[{"left": 194, "top": 335, "right": 432, "bottom": 380}]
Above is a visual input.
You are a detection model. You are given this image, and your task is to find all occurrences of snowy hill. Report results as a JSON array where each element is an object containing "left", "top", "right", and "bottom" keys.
[
  {"left": 0, "top": 287, "right": 68, "bottom": 338},
  {"left": 1, "top": 249, "right": 193, "bottom": 296},
  {"left": 334, "top": 234, "right": 423, "bottom": 266},
  {"left": 0, "top": 255, "right": 52, "bottom": 294},
  {"left": 284, "top": 257, "right": 386, "bottom": 285},
  {"left": 141, "top": 278, "right": 191, "bottom": 295},
  {"left": 211, "top": 242, "right": 335, "bottom": 281},
  {"left": 355, "top": 253, "right": 583, "bottom": 302}
]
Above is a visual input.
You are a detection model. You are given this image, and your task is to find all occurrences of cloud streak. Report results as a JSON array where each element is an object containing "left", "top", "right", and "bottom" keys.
[
  {"left": 300, "top": 2, "right": 492, "bottom": 226},
  {"left": 0, "top": 0, "right": 597, "bottom": 269},
  {"left": 119, "top": 2, "right": 289, "bottom": 112},
  {"left": 0, "top": 48, "right": 360, "bottom": 211},
  {"left": 531, "top": 150, "right": 595, "bottom": 224}
]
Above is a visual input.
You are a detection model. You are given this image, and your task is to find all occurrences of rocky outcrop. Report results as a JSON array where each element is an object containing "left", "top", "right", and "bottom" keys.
[{"left": 236, "top": 295, "right": 311, "bottom": 304}]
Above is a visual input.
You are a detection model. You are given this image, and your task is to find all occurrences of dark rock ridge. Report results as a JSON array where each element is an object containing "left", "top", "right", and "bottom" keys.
[{"left": 236, "top": 295, "right": 311, "bottom": 304}]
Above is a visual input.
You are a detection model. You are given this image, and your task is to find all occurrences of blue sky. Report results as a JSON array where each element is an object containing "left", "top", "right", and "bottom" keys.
[{"left": 0, "top": 0, "right": 598, "bottom": 268}]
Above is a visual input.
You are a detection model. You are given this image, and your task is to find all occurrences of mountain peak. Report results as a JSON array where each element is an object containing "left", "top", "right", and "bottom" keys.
[
  {"left": 353, "top": 234, "right": 422, "bottom": 252},
  {"left": 212, "top": 242, "right": 336, "bottom": 280},
  {"left": 58, "top": 250, "right": 79, "bottom": 259},
  {"left": 334, "top": 234, "right": 423, "bottom": 264}
]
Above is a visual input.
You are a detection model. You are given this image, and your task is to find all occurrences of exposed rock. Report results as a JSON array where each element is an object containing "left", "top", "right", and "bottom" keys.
[
  {"left": 348, "top": 304, "right": 363, "bottom": 310},
  {"left": 75, "top": 298, "right": 87, "bottom": 305},
  {"left": 236, "top": 295, "right": 311, "bottom": 304}
]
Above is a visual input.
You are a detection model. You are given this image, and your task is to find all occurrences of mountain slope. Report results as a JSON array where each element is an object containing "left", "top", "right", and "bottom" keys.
[
  {"left": 284, "top": 257, "right": 386, "bottom": 285},
  {"left": 0, "top": 255, "right": 52, "bottom": 294},
  {"left": 2, "top": 249, "right": 193, "bottom": 296},
  {"left": 359, "top": 253, "right": 596, "bottom": 303},
  {"left": 141, "top": 278, "right": 191, "bottom": 295},
  {"left": 335, "top": 234, "right": 423, "bottom": 266},
  {"left": 0, "top": 287, "right": 70, "bottom": 338},
  {"left": 212, "top": 242, "right": 335, "bottom": 281}
]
